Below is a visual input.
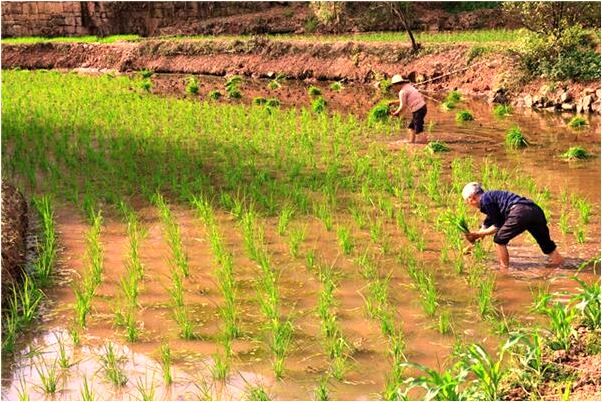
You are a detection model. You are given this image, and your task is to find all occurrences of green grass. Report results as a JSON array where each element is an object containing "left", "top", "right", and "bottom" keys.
[
  {"left": 455, "top": 110, "right": 474, "bottom": 122},
  {"left": 561, "top": 146, "right": 590, "bottom": 160},
  {"left": 207, "top": 89, "right": 222, "bottom": 100},
  {"left": 446, "top": 90, "right": 462, "bottom": 103},
  {"left": 567, "top": 116, "right": 587, "bottom": 128},
  {"left": 329, "top": 81, "right": 344, "bottom": 91},
  {"left": 80, "top": 375, "right": 95, "bottom": 401},
  {"left": 246, "top": 385, "right": 271, "bottom": 401},
  {"left": 1, "top": 34, "right": 140, "bottom": 44},
  {"left": 34, "top": 358, "right": 59, "bottom": 394},
  {"left": 505, "top": 126, "right": 529, "bottom": 149},
  {"left": 100, "top": 342, "right": 128, "bottom": 387},
  {"left": 186, "top": 76, "right": 200, "bottom": 95}
]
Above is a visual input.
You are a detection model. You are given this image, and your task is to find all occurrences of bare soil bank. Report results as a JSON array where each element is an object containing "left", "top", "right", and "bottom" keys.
[
  {"left": 3, "top": 38, "right": 599, "bottom": 108},
  {"left": 1, "top": 183, "right": 28, "bottom": 303}
]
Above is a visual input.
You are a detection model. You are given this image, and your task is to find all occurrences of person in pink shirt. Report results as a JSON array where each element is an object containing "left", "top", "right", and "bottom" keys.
[{"left": 388, "top": 74, "right": 427, "bottom": 145}]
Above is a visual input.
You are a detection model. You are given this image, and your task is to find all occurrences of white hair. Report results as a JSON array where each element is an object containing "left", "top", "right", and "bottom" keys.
[{"left": 462, "top": 182, "right": 484, "bottom": 200}]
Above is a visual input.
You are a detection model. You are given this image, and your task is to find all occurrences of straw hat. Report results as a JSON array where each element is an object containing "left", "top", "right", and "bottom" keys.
[{"left": 391, "top": 74, "right": 409, "bottom": 85}]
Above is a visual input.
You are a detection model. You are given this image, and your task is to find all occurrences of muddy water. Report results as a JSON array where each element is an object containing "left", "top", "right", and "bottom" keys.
[{"left": 2, "top": 73, "right": 600, "bottom": 400}]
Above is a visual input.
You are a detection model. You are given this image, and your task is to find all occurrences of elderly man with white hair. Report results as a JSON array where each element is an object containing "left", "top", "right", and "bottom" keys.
[{"left": 462, "top": 182, "right": 564, "bottom": 269}]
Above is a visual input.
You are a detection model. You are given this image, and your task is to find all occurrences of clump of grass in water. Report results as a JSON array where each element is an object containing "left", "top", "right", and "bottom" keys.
[
  {"left": 186, "top": 76, "right": 199, "bottom": 94},
  {"left": 561, "top": 146, "right": 590, "bottom": 160},
  {"left": 159, "top": 342, "right": 173, "bottom": 384},
  {"left": 505, "top": 126, "right": 529, "bottom": 149},
  {"left": 493, "top": 104, "right": 512, "bottom": 117},
  {"left": 446, "top": 90, "right": 462, "bottom": 103},
  {"left": 336, "top": 226, "right": 353, "bottom": 255},
  {"left": 426, "top": 141, "right": 450, "bottom": 153},
  {"left": 80, "top": 375, "right": 95, "bottom": 401},
  {"left": 455, "top": 110, "right": 474, "bottom": 122},
  {"left": 438, "top": 309, "right": 452, "bottom": 334},
  {"left": 288, "top": 225, "right": 306, "bottom": 258},
  {"left": 246, "top": 385, "right": 270, "bottom": 401},
  {"left": 567, "top": 116, "right": 587, "bottom": 128},
  {"left": 329, "top": 81, "right": 344, "bottom": 91},
  {"left": 368, "top": 102, "right": 390, "bottom": 125},
  {"left": 315, "top": 375, "right": 330, "bottom": 401},
  {"left": 307, "top": 85, "right": 322, "bottom": 97},
  {"left": 207, "top": 89, "right": 222, "bottom": 100},
  {"left": 136, "top": 375, "right": 156, "bottom": 401},
  {"left": 312, "top": 96, "right": 327, "bottom": 113},
  {"left": 32, "top": 195, "right": 57, "bottom": 286},
  {"left": 210, "top": 353, "right": 230, "bottom": 381},
  {"left": 277, "top": 205, "right": 295, "bottom": 235},
  {"left": 574, "top": 197, "right": 592, "bottom": 224},
  {"left": 100, "top": 342, "right": 128, "bottom": 387},
  {"left": 35, "top": 358, "right": 59, "bottom": 394},
  {"left": 441, "top": 100, "right": 456, "bottom": 111}
]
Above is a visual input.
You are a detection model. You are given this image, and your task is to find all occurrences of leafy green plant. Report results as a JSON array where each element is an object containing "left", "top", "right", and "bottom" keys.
[
  {"left": 207, "top": 90, "right": 222, "bottom": 100},
  {"left": 186, "top": 76, "right": 199, "bottom": 94},
  {"left": 561, "top": 146, "right": 589, "bottom": 160},
  {"left": 329, "top": 81, "right": 344, "bottom": 91},
  {"left": 572, "top": 276, "right": 601, "bottom": 329},
  {"left": 139, "top": 79, "right": 152, "bottom": 92},
  {"left": 441, "top": 100, "right": 456, "bottom": 111},
  {"left": 139, "top": 69, "right": 154, "bottom": 79},
  {"left": 426, "top": 141, "right": 450, "bottom": 153},
  {"left": 253, "top": 96, "right": 267, "bottom": 105},
  {"left": 455, "top": 110, "right": 474, "bottom": 122},
  {"left": 135, "top": 374, "right": 156, "bottom": 401},
  {"left": 505, "top": 126, "right": 529, "bottom": 149},
  {"left": 266, "top": 98, "right": 281, "bottom": 108},
  {"left": 336, "top": 226, "right": 353, "bottom": 255},
  {"left": 567, "top": 116, "right": 587, "bottom": 128},
  {"left": 246, "top": 385, "right": 270, "bottom": 401},
  {"left": 160, "top": 342, "right": 173, "bottom": 384},
  {"left": 446, "top": 90, "right": 462, "bottom": 103},
  {"left": 80, "top": 375, "right": 95, "bottom": 401},
  {"left": 315, "top": 375, "right": 330, "bottom": 400},
  {"left": 35, "top": 358, "right": 59, "bottom": 394},
  {"left": 379, "top": 79, "right": 392, "bottom": 95},
  {"left": 307, "top": 85, "right": 322, "bottom": 97},
  {"left": 493, "top": 104, "right": 512, "bottom": 117},
  {"left": 312, "top": 96, "right": 327, "bottom": 113},
  {"left": 100, "top": 342, "right": 128, "bottom": 386}
]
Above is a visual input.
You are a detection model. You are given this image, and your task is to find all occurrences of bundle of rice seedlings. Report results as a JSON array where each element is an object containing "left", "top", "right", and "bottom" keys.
[
  {"left": 368, "top": 102, "right": 390, "bottom": 124},
  {"left": 426, "top": 141, "right": 450, "bottom": 153},
  {"left": 455, "top": 110, "right": 474, "bottom": 122},
  {"left": 561, "top": 146, "right": 590, "bottom": 160},
  {"left": 505, "top": 126, "right": 529, "bottom": 149}
]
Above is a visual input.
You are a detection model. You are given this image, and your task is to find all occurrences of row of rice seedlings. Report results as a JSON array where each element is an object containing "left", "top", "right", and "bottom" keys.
[
  {"left": 192, "top": 195, "right": 241, "bottom": 346},
  {"left": 316, "top": 263, "right": 350, "bottom": 381},
  {"left": 169, "top": 270, "right": 197, "bottom": 340},
  {"left": 240, "top": 210, "right": 293, "bottom": 379},
  {"left": 72, "top": 210, "right": 103, "bottom": 330},
  {"left": 152, "top": 193, "right": 190, "bottom": 277},
  {"left": 405, "top": 259, "right": 439, "bottom": 317},
  {"left": 34, "top": 357, "right": 60, "bottom": 395},
  {"left": 2, "top": 196, "right": 59, "bottom": 354},
  {"left": 114, "top": 204, "right": 145, "bottom": 342}
]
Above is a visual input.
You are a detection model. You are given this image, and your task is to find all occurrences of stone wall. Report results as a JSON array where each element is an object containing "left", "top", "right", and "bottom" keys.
[{"left": 1, "top": 1, "right": 279, "bottom": 37}]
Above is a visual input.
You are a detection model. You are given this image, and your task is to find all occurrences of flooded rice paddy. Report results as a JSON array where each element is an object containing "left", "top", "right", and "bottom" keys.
[{"left": 1, "top": 70, "right": 600, "bottom": 400}]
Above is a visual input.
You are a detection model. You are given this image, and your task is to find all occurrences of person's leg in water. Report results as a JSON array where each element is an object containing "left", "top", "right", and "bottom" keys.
[
  {"left": 410, "top": 105, "right": 427, "bottom": 144},
  {"left": 527, "top": 206, "right": 564, "bottom": 266},
  {"left": 495, "top": 243, "right": 510, "bottom": 270}
]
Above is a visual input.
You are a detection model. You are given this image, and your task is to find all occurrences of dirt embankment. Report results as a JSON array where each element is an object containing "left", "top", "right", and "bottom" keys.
[
  {"left": 1, "top": 37, "right": 600, "bottom": 110},
  {"left": 1, "top": 183, "right": 28, "bottom": 303}
]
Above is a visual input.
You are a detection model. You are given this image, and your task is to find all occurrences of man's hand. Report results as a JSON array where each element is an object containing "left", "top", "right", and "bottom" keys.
[{"left": 464, "top": 232, "right": 481, "bottom": 243}]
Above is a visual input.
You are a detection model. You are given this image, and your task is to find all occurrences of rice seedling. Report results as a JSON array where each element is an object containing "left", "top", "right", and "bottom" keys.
[
  {"left": 33, "top": 359, "right": 59, "bottom": 395},
  {"left": 575, "top": 198, "right": 592, "bottom": 224},
  {"left": 441, "top": 100, "right": 456, "bottom": 111},
  {"left": 210, "top": 353, "right": 230, "bottom": 381},
  {"left": 306, "top": 250, "right": 316, "bottom": 270},
  {"left": 80, "top": 375, "right": 95, "bottom": 401},
  {"left": 315, "top": 202, "right": 334, "bottom": 231},
  {"left": 32, "top": 195, "right": 57, "bottom": 286},
  {"left": 69, "top": 325, "right": 81, "bottom": 346},
  {"left": 537, "top": 301, "right": 578, "bottom": 351},
  {"left": 207, "top": 89, "right": 222, "bottom": 100},
  {"left": 312, "top": 96, "right": 327, "bottom": 113},
  {"left": 336, "top": 226, "right": 353, "bottom": 255},
  {"left": 16, "top": 375, "right": 29, "bottom": 401},
  {"left": 271, "top": 319, "right": 294, "bottom": 379},
  {"left": 246, "top": 385, "right": 270, "bottom": 401},
  {"left": 400, "top": 361, "right": 471, "bottom": 401},
  {"left": 492, "top": 104, "right": 512, "bottom": 117},
  {"left": 288, "top": 225, "right": 306, "bottom": 258},
  {"left": 455, "top": 110, "right": 474, "bottom": 122},
  {"left": 561, "top": 146, "right": 590, "bottom": 160},
  {"left": 253, "top": 96, "right": 267, "bottom": 105},
  {"left": 10, "top": 274, "right": 43, "bottom": 326},
  {"left": 55, "top": 334, "right": 70, "bottom": 369},
  {"left": 307, "top": 85, "right": 322, "bottom": 97},
  {"left": 124, "top": 309, "right": 141, "bottom": 342},
  {"left": 186, "top": 76, "right": 199, "bottom": 94},
  {"left": 426, "top": 141, "right": 450, "bottom": 153},
  {"left": 438, "top": 310, "right": 452, "bottom": 334},
  {"left": 477, "top": 275, "right": 496, "bottom": 318},
  {"left": 267, "top": 73, "right": 285, "bottom": 90},
  {"left": 73, "top": 284, "right": 93, "bottom": 328},
  {"left": 314, "top": 375, "right": 330, "bottom": 401},
  {"left": 558, "top": 210, "right": 570, "bottom": 234},
  {"left": 329, "top": 81, "right": 344, "bottom": 91},
  {"left": 574, "top": 226, "right": 586, "bottom": 244},
  {"left": 567, "top": 115, "right": 587, "bottom": 128},
  {"left": 193, "top": 375, "right": 214, "bottom": 401},
  {"left": 139, "top": 69, "right": 154, "bottom": 79},
  {"left": 277, "top": 205, "right": 295, "bottom": 235},
  {"left": 153, "top": 193, "right": 190, "bottom": 277},
  {"left": 368, "top": 102, "right": 390, "bottom": 125},
  {"left": 505, "top": 126, "right": 529, "bottom": 149},
  {"left": 265, "top": 98, "right": 281, "bottom": 108},
  {"left": 99, "top": 342, "right": 128, "bottom": 387},
  {"left": 446, "top": 90, "right": 462, "bottom": 103},
  {"left": 139, "top": 79, "right": 152, "bottom": 92},
  {"left": 135, "top": 374, "right": 156, "bottom": 401}
]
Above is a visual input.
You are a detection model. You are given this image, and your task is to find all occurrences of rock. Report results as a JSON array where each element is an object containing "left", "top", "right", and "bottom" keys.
[
  {"left": 266, "top": 71, "right": 275, "bottom": 78},
  {"left": 544, "top": 106, "right": 557, "bottom": 112},
  {"left": 561, "top": 103, "right": 575, "bottom": 111},
  {"left": 582, "top": 95, "right": 593, "bottom": 109},
  {"left": 584, "top": 88, "right": 595, "bottom": 95},
  {"left": 596, "top": 89, "right": 601, "bottom": 99},
  {"left": 560, "top": 92, "right": 571, "bottom": 103},
  {"left": 592, "top": 101, "right": 600, "bottom": 113},
  {"left": 524, "top": 94, "right": 533, "bottom": 108},
  {"left": 577, "top": 102, "right": 584, "bottom": 114},
  {"left": 532, "top": 95, "right": 542, "bottom": 107}
]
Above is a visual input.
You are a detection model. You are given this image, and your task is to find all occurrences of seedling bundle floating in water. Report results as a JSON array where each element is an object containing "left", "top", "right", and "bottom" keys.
[
  {"left": 505, "top": 126, "right": 529, "bottom": 149},
  {"left": 561, "top": 146, "right": 590, "bottom": 160}
]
